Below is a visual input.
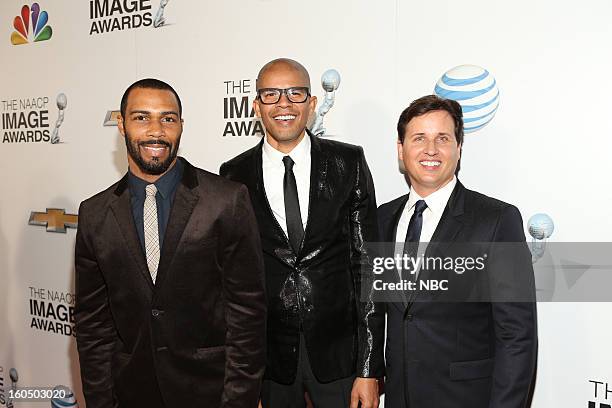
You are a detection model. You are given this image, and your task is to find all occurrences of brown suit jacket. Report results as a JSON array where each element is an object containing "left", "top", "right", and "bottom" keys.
[{"left": 75, "top": 157, "right": 266, "bottom": 408}]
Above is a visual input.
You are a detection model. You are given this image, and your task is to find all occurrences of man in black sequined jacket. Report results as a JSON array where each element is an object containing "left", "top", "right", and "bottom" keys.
[{"left": 221, "top": 58, "right": 384, "bottom": 408}]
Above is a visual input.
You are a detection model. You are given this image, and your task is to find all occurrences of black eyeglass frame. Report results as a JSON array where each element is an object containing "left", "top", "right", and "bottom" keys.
[{"left": 256, "top": 87, "right": 311, "bottom": 105}]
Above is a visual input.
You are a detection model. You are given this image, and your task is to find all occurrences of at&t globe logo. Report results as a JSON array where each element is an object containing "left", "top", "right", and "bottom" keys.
[{"left": 434, "top": 64, "right": 499, "bottom": 133}]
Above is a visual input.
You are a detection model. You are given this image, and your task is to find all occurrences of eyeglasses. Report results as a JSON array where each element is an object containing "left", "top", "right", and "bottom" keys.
[{"left": 256, "top": 87, "right": 310, "bottom": 105}]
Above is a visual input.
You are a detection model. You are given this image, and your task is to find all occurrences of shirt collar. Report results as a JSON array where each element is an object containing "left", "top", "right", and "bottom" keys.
[
  {"left": 128, "top": 158, "right": 184, "bottom": 199},
  {"left": 407, "top": 176, "right": 457, "bottom": 215},
  {"left": 262, "top": 132, "right": 311, "bottom": 167}
]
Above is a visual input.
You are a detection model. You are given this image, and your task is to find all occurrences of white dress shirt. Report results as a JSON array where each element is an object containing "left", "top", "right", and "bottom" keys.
[
  {"left": 262, "top": 134, "right": 311, "bottom": 236},
  {"left": 395, "top": 177, "right": 457, "bottom": 277}
]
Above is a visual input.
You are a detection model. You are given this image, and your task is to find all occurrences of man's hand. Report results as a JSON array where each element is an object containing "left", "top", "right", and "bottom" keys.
[{"left": 350, "top": 377, "right": 379, "bottom": 408}]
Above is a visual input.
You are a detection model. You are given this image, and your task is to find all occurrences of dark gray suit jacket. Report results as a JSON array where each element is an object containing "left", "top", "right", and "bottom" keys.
[{"left": 379, "top": 181, "right": 537, "bottom": 408}]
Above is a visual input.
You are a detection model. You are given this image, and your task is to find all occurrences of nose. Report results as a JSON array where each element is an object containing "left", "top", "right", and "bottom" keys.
[
  {"left": 424, "top": 138, "right": 438, "bottom": 155},
  {"left": 148, "top": 118, "right": 164, "bottom": 137},
  {"left": 277, "top": 91, "right": 292, "bottom": 107}
]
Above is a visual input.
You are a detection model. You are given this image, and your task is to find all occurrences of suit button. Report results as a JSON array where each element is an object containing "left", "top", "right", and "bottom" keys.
[
  {"left": 152, "top": 309, "right": 163, "bottom": 317},
  {"left": 405, "top": 314, "right": 413, "bottom": 321}
]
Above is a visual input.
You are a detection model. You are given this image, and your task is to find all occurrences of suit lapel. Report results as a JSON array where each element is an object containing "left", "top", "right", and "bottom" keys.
[
  {"left": 154, "top": 161, "right": 199, "bottom": 289},
  {"left": 109, "top": 175, "right": 154, "bottom": 290},
  {"left": 251, "top": 139, "right": 294, "bottom": 260},
  {"left": 301, "top": 133, "right": 327, "bottom": 252},
  {"left": 427, "top": 181, "right": 466, "bottom": 252},
  {"left": 389, "top": 195, "right": 410, "bottom": 306},
  {"left": 388, "top": 195, "right": 409, "bottom": 243},
  {"left": 407, "top": 181, "right": 467, "bottom": 308}
]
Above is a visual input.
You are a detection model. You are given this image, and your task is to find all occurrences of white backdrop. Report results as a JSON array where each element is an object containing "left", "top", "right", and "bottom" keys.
[{"left": 1, "top": 0, "right": 611, "bottom": 406}]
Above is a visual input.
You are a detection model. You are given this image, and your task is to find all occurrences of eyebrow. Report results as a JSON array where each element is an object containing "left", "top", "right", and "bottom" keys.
[
  {"left": 410, "top": 131, "right": 452, "bottom": 136},
  {"left": 129, "top": 110, "right": 179, "bottom": 116}
]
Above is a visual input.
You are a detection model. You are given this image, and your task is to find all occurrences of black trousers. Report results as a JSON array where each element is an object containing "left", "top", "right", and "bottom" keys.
[{"left": 261, "top": 335, "right": 355, "bottom": 408}]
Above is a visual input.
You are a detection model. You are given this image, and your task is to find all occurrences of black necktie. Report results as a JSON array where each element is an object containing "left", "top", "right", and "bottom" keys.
[
  {"left": 403, "top": 200, "right": 428, "bottom": 277},
  {"left": 283, "top": 156, "right": 304, "bottom": 253}
]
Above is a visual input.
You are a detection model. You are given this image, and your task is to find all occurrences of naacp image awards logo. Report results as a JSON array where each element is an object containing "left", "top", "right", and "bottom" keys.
[{"left": 89, "top": 0, "right": 173, "bottom": 35}]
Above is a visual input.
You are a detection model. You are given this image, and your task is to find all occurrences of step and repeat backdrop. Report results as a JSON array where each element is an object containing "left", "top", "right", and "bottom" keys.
[{"left": 2, "top": 0, "right": 612, "bottom": 407}]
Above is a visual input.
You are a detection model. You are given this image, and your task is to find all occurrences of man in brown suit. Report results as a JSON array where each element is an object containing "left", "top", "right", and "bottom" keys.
[{"left": 75, "top": 78, "right": 266, "bottom": 408}]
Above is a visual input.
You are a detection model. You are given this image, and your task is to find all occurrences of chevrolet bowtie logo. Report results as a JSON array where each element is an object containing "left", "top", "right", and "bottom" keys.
[
  {"left": 103, "top": 110, "right": 120, "bottom": 126},
  {"left": 29, "top": 209, "right": 78, "bottom": 233}
]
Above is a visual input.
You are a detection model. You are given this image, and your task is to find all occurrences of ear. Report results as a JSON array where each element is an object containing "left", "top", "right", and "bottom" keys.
[
  {"left": 308, "top": 95, "right": 317, "bottom": 116},
  {"left": 117, "top": 114, "right": 126, "bottom": 137},
  {"left": 253, "top": 98, "right": 263, "bottom": 119},
  {"left": 397, "top": 139, "right": 404, "bottom": 162}
]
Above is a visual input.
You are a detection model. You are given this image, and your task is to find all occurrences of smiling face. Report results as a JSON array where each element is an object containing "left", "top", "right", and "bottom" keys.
[
  {"left": 117, "top": 87, "right": 183, "bottom": 182},
  {"left": 253, "top": 61, "right": 317, "bottom": 153},
  {"left": 398, "top": 110, "right": 461, "bottom": 197}
]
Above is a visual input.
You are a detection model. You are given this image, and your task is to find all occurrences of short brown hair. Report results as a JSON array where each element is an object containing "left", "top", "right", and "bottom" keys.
[{"left": 397, "top": 95, "right": 463, "bottom": 145}]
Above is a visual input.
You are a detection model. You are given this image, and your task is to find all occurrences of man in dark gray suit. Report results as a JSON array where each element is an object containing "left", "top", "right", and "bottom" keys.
[{"left": 379, "top": 95, "right": 537, "bottom": 408}]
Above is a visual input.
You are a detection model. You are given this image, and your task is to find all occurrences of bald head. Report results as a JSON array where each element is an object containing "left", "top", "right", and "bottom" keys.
[
  {"left": 256, "top": 58, "right": 311, "bottom": 90},
  {"left": 252, "top": 58, "right": 317, "bottom": 153}
]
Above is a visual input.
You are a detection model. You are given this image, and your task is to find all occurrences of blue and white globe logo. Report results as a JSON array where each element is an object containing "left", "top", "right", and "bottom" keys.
[
  {"left": 434, "top": 65, "right": 499, "bottom": 133},
  {"left": 51, "top": 385, "right": 78, "bottom": 408}
]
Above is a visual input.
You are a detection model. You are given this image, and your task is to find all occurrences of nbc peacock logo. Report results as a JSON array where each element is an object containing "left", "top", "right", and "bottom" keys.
[{"left": 10, "top": 3, "right": 53, "bottom": 45}]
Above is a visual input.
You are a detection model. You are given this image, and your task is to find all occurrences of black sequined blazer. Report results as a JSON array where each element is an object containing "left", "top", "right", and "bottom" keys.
[{"left": 220, "top": 133, "right": 384, "bottom": 384}]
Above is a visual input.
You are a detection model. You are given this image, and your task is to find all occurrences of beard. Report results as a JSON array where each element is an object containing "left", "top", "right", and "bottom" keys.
[{"left": 125, "top": 131, "right": 180, "bottom": 175}]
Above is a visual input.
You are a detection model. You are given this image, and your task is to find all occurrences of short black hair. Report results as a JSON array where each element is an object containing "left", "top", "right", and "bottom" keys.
[
  {"left": 397, "top": 95, "right": 464, "bottom": 175},
  {"left": 120, "top": 78, "right": 182, "bottom": 118}
]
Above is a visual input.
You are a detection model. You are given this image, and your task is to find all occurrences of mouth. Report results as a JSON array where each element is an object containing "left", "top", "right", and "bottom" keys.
[
  {"left": 273, "top": 114, "right": 297, "bottom": 125},
  {"left": 419, "top": 160, "right": 441, "bottom": 169},
  {"left": 140, "top": 143, "right": 170, "bottom": 158}
]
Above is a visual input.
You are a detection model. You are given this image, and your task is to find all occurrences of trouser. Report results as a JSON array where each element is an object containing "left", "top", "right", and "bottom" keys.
[{"left": 261, "top": 335, "right": 355, "bottom": 408}]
